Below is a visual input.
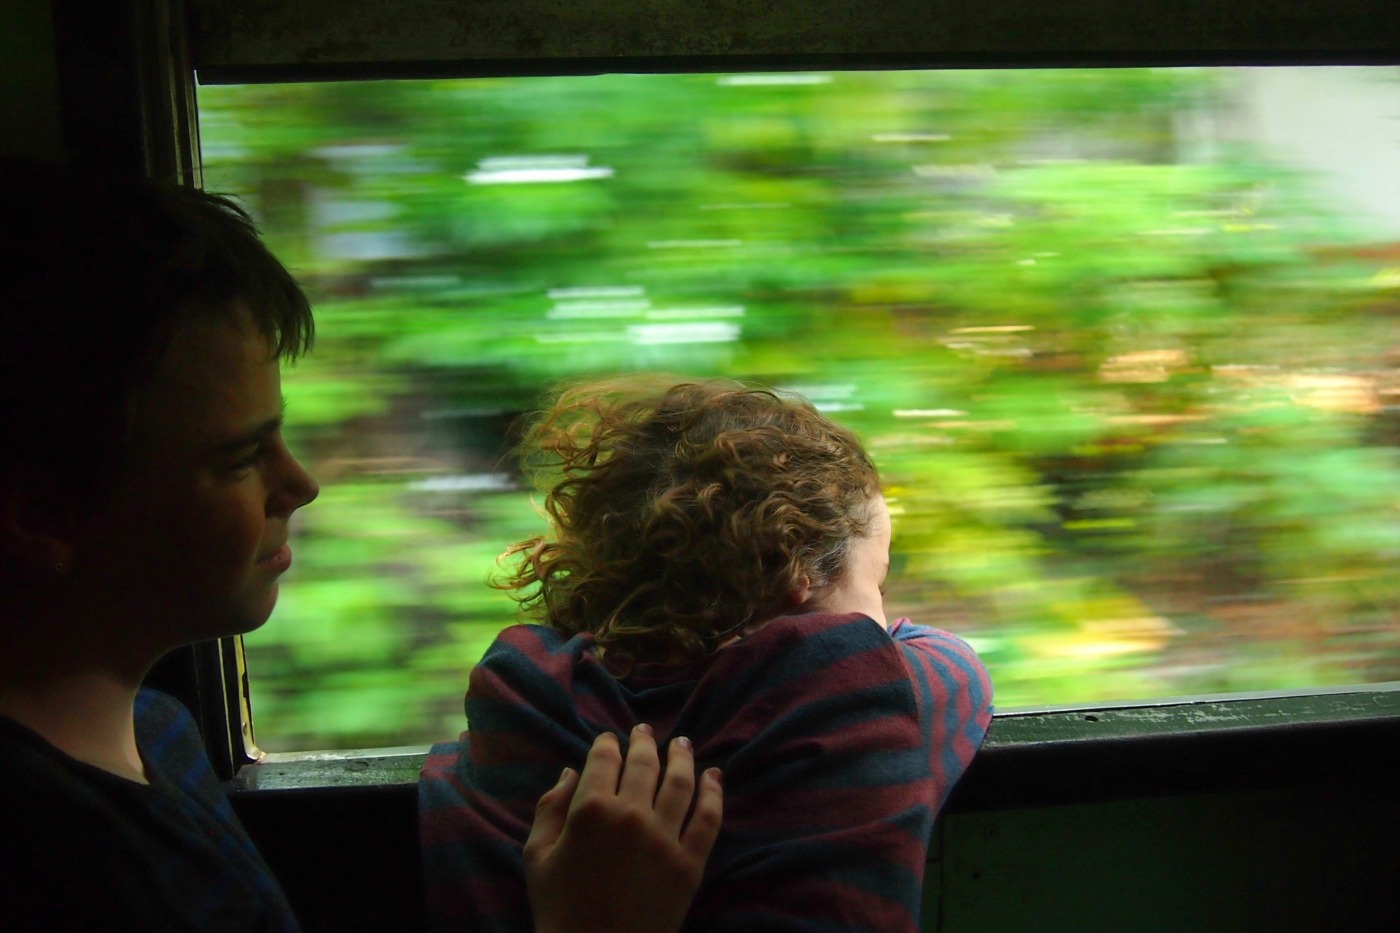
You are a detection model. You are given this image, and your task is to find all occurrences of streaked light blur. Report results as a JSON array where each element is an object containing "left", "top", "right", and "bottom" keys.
[{"left": 198, "top": 67, "right": 1400, "bottom": 751}]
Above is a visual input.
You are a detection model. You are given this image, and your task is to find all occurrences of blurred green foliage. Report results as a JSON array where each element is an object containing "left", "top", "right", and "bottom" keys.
[{"left": 198, "top": 68, "right": 1400, "bottom": 751}]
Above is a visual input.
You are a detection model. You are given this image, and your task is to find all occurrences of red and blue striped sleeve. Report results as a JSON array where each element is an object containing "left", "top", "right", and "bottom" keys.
[
  {"left": 682, "top": 615, "right": 992, "bottom": 933},
  {"left": 889, "top": 618, "right": 994, "bottom": 810}
]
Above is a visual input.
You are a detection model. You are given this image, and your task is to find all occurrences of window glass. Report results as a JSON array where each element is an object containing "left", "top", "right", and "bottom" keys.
[{"left": 197, "top": 68, "right": 1400, "bottom": 752}]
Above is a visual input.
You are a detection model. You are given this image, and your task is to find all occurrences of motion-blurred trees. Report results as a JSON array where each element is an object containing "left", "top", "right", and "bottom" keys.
[{"left": 199, "top": 69, "right": 1400, "bottom": 750}]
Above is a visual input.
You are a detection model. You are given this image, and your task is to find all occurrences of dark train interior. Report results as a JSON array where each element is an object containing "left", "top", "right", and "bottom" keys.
[{"left": 4, "top": 1, "right": 1400, "bottom": 930}]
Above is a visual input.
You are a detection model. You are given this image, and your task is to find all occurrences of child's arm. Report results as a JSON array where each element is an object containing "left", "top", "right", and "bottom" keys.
[
  {"left": 684, "top": 614, "right": 992, "bottom": 933},
  {"left": 525, "top": 724, "right": 723, "bottom": 933},
  {"left": 889, "top": 618, "right": 994, "bottom": 808}
]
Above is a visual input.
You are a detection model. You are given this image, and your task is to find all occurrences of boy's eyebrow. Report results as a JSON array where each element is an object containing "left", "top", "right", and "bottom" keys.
[{"left": 211, "top": 397, "right": 287, "bottom": 454}]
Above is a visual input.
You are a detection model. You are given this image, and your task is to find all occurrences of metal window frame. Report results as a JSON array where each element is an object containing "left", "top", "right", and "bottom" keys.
[{"left": 192, "top": 0, "right": 1400, "bottom": 83}]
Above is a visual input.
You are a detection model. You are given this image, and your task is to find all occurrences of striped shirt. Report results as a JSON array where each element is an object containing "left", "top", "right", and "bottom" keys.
[
  {"left": 0, "top": 688, "right": 300, "bottom": 933},
  {"left": 420, "top": 612, "right": 992, "bottom": 933}
]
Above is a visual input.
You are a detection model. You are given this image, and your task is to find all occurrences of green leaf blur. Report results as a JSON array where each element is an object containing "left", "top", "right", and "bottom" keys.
[{"left": 198, "top": 68, "right": 1400, "bottom": 751}]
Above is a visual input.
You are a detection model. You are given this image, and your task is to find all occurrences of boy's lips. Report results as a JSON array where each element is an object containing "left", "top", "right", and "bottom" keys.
[{"left": 257, "top": 544, "right": 292, "bottom": 570}]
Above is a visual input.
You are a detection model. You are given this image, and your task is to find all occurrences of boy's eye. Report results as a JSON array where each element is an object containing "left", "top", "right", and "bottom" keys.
[{"left": 228, "top": 447, "right": 263, "bottom": 471}]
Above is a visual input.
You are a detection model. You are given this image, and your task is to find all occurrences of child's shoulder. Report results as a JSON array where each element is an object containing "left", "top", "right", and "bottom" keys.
[
  {"left": 887, "top": 618, "right": 990, "bottom": 677},
  {"left": 483, "top": 623, "right": 593, "bottom": 660},
  {"left": 758, "top": 609, "right": 889, "bottom": 642},
  {"left": 471, "top": 624, "right": 607, "bottom": 697},
  {"left": 709, "top": 611, "right": 907, "bottom": 695}
]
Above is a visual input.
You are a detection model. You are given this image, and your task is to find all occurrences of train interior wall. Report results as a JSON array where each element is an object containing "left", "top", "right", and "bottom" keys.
[{"left": 225, "top": 770, "right": 1400, "bottom": 932}]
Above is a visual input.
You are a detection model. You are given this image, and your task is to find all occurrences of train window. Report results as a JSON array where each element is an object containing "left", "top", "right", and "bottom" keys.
[{"left": 195, "top": 66, "right": 1400, "bottom": 753}]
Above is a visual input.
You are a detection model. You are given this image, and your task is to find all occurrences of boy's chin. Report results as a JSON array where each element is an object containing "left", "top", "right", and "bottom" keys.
[{"left": 201, "top": 585, "right": 281, "bottom": 641}]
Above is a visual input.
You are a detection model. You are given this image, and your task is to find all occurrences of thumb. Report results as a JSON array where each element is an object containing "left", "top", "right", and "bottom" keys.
[{"left": 524, "top": 766, "right": 578, "bottom": 863}]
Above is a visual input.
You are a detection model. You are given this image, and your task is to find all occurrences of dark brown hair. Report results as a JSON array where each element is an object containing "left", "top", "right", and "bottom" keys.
[
  {"left": 0, "top": 159, "right": 313, "bottom": 510},
  {"left": 497, "top": 376, "right": 881, "bottom": 667}
]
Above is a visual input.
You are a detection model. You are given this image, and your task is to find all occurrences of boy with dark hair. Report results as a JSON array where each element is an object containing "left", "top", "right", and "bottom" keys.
[{"left": 0, "top": 160, "right": 720, "bottom": 932}]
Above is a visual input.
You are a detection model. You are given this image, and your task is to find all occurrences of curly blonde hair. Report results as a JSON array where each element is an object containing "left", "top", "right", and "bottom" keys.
[{"left": 496, "top": 375, "right": 881, "bottom": 667}]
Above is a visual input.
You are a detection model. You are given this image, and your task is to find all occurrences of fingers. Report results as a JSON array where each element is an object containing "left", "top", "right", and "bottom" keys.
[
  {"left": 617, "top": 723, "right": 661, "bottom": 803},
  {"left": 681, "top": 767, "right": 724, "bottom": 862},
  {"left": 653, "top": 735, "right": 697, "bottom": 833},
  {"left": 571, "top": 726, "right": 723, "bottom": 859},
  {"left": 524, "top": 766, "right": 579, "bottom": 864},
  {"left": 571, "top": 730, "right": 624, "bottom": 808}
]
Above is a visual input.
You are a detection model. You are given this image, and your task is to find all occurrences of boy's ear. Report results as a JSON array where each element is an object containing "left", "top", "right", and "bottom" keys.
[
  {"left": 0, "top": 468, "right": 79, "bottom": 573},
  {"left": 788, "top": 574, "right": 814, "bottom": 608}
]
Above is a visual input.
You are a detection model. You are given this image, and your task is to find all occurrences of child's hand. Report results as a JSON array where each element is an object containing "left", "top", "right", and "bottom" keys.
[{"left": 525, "top": 724, "right": 723, "bottom": 933}]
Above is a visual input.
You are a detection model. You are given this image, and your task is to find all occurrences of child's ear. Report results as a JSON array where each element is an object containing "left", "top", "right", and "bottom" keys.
[
  {"left": 788, "top": 574, "right": 813, "bottom": 608},
  {"left": 0, "top": 468, "right": 78, "bottom": 574}
]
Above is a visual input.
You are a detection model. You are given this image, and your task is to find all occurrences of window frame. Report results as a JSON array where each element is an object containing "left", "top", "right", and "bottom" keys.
[
  {"left": 74, "top": 0, "right": 1400, "bottom": 782},
  {"left": 195, "top": 0, "right": 1400, "bottom": 81},
  {"left": 229, "top": 685, "right": 1400, "bottom": 810}
]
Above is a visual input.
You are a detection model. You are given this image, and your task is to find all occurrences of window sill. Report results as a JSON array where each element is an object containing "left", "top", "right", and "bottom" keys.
[
  {"left": 231, "top": 745, "right": 429, "bottom": 792},
  {"left": 228, "top": 686, "right": 1400, "bottom": 808},
  {"left": 949, "top": 683, "right": 1400, "bottom": 809}
]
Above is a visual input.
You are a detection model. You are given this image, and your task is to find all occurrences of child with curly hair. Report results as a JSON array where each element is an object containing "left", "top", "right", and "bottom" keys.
[{"left": 421, "top": 376, "right": 992, "bottom": 933}]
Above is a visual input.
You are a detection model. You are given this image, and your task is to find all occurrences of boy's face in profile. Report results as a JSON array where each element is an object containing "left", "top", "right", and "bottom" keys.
[{"left": 67, "top": 307, "right": 318, "bottom": 656}]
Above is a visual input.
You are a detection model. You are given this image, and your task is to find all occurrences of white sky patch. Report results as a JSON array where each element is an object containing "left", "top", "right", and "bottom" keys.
[
  {"left": 409, "top": 473, "right": 516, "bottom": 493},
  {"left": 776, "top": 382, "right": 865, "bottom": 413},
  {"left": 718, "top": 74, "right": 833, "bottom": 86},
  {"left": 628, "top": 322, "right": 741, "bottom": 345},
  {"left": 466, "top": 155, "right": 613, "bottom": 185}
]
